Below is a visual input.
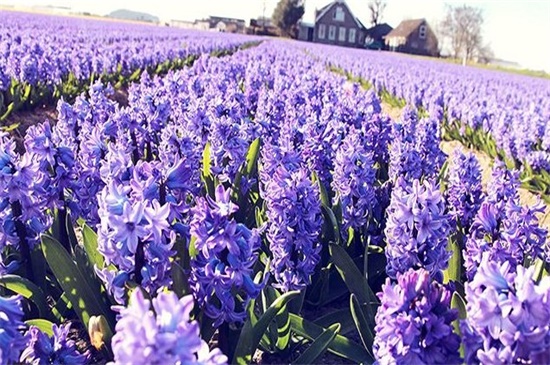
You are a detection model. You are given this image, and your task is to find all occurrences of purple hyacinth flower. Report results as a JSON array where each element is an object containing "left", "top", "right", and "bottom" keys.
[
  {"left": 110, "top": 201, "right": 147, "bottom": 254},
  {"left": 262, "top": 165, "right": 323, "bottom": 292},
  {"left": 462, "top": 254, "right": 550, "bottom": 364},
  {"left": 189, "top": 184, "right": 263, "bottom": 326},
  {"left": 0, "top": 295, "right": 28, "bottom": 363},
  {"left": 110, "top": 290, "right": 227, "bottom": 365},
  {"left": 385, "top": 178, "right": 451, "bottom": 279},
  {"left": 374, "top": 268, "right": 461, "bottom": 364},
  {"left": 20, "top": 324, "right": 90, "bottom": 364},
  {"left": 331, "top": 128, "right": 377, "bottom": 240},
  {"left": 464, "top": 163, "right": 547, "bottom": 279},
  {"left": 445, "top": 150, "right": 484, "bottom": 232}
]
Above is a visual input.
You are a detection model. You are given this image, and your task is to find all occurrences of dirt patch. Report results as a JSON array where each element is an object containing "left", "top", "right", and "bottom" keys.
[
  {"left": 110, "top": 88, "right": 129, "bottom": 107},
  {"left": 380, "top": 101, "right": 550, "bottom": 230},
  {"left": 2, "top": 105, "right": 57, "bottom": 151},
  {"left": 381, "top": 103, "right": 402, "bottom": 121},
  {"left": 440, "top": 140, "right": 550, "bottom": 230}
]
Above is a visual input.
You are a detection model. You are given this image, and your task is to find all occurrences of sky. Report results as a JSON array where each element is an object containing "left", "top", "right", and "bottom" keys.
[{"left": 2, "top": 0, "right": 550, "bottom": 71}]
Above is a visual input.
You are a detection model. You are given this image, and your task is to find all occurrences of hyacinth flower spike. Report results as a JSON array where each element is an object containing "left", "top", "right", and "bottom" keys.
[{"left": 189, "top": 184, "right": 263, "bottom": 327}]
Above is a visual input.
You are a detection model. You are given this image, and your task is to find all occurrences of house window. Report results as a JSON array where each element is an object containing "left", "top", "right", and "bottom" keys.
[
  {"left": 318, "top": 24, "right": 326, "bottom": 39},
  {"left": 348, "top": 28, "right": 356, "bottom": 43},
  {"left": 328, "top": 25, "right": 336, "bottom": 40},
  {"left": 333, "top": 6, "right": 345, "bottom": 21},
  {"left": 411, "top": 41, "right": 418, "bottom": 48},
  {"left": 419, "top": 25, "right": 427, "bottom": 39},
  {"left": 339, "top": 27, "right": 346, "bottom": 41}
]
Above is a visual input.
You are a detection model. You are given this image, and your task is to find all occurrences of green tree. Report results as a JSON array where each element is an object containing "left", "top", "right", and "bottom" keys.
[{"left": 272, "top": 0, "right": 305, "bottom": 38}]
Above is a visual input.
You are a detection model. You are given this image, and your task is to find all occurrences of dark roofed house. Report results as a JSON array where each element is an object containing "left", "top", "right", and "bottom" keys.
[
  {"left": 385, "top": 19, "right": 438, "bottom": 57},
  {"left": 365, "top": 23, "right": 393, "bottom": 50},
  {"left": 313, "top": 0, "right": 367, "bottom": 48},
  {"left": 207, "top": 16, "right": 246, "bottom": 33}
]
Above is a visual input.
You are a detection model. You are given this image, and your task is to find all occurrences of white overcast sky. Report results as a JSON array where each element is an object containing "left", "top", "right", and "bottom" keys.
[{"left": 2, "top": 0, "right": 550, "bottom": 71}]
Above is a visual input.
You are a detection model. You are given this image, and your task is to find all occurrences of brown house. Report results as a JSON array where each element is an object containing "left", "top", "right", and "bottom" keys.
[
  {"left": 313, "top": 0, "right": 367, "bottom": 48},
  {"left": 385, "top": 19, "right": 439, "bottom": 57}
]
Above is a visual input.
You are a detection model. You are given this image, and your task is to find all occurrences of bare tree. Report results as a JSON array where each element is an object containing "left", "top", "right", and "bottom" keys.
[
  {"left": 439, "top": 4, "right": 490, "bottom": 64},
  {"left": 368, "top": 0, "right": 386, "bottom": 27}
]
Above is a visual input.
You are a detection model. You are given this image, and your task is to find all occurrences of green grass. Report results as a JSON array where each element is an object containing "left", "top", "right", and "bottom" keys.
[{"left": 399, "top": 52, "right": 550, "bottom": 80}]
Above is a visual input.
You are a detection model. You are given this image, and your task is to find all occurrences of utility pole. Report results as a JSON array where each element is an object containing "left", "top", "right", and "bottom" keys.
[{"left": 262, "top": 0, "right": 267, "bottom": 34}]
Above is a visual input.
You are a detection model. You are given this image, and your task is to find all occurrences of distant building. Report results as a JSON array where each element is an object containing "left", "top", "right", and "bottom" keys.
[
  {"left": 248, "top": 17, "right": 279, "bottom": 36},
  {"left": 168, "top": 16, "right": 245, "bottom": 33},
  {"left": 313, "top": 0, "right": 367, "bottom": 48},
  {"left": 385, "top": 19, "right": 439, "bottom": 57},
  {"left": 365, "top": 23, "right": 393, "bottom": 50},
  {"left": 253, "top": 16, "right": 273, "bottom": 28},
  {"left": 206, "top": 16, "right": 246, "bottom": 33},
  {"left": 298, "top": 22, "right": 314, "bottom": 41},
  {"left": 194, "top": 20, "right": 211, "bottom": 31},
  {"left": 169, "top": 19, "right": 196, "bottom": 29},
  {"left": 31, "top": 5, "right": 72, "bottom": 15}
]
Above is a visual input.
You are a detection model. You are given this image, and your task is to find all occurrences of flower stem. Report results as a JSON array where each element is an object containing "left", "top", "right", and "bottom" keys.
[
  {"left": 134, "top": 239, "right": 145, "bottom": 285},
  {"left": 11, "top": 200, "right": 34, "bottom": 281}
]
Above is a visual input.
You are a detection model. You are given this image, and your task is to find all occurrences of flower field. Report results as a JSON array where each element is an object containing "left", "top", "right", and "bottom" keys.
[
  {"left": 2, "top": 10, "right": 550, "bottom": 365},
  {"left": 0, "top": 11, "right": 257, "bottom": 121}
]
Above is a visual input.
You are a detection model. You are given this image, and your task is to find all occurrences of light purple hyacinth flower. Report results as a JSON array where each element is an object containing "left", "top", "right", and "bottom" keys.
[
  {"left": 384, "top": 177, "right": 451, "bottom": 279},
  {"left": 20, "top": 324, "right": 90, "bottom": 364},
  {"left": 462, "top": 254, "right": 550, "bottom": 364},
  {"left": 189, "top": 184, "right": 263, "bottom": 326},
  {"left": 110, "top": 290, "right": 227, "bottom": 365},
  {"left": 374, "top": 268, "right": 461, "bottom": 365},
  {"left": 0, "top": 295, "right": 28, "bottom": 364}
]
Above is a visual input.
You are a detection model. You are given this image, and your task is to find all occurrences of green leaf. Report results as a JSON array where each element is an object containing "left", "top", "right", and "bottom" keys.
[
  {"left": 314, "top": 307, "right": 357, "bottom": 335},
  {"left": 201, "top": 142, "right": 215, "bottom": 197},
  {"left": 82, "top": 224, "right": 104, "bottom": 269},
  {"left": 451, "top": 291, "right": 467, "bottom": 359},
  {"left": 202, "top": 141, "right": 212, "bottom": 178},
  {"left": 41, "top": 235, "right": 115, "bottom": 332},
  {"left": 322, "top": 206, "right": 341, "bottom": 245},
  {"left": 347, "top": 227, "right": 355, "bottom": 246},
  {"left": 330, "top": 244, "right": 378, "bottom": 329},
  {"left": 313, "top": 171, "right": 330, "bottom": 208},
  {"left": 29, "top": 246, "right": 47, "bottom": 294},
  {"left": 73, "top": 244, "right": 111, "bottom": 306},
  {"left": 171, "top": 238, "right": 190, "bottom": 298},
  {"left": 232, "top": 137, "right": 261, "bottom": 201},
  {"left": 533, "top": 258, "right": 548, "bottom": 283},
  {"left": 265, "top": 286, "right": 292, "bottom": 351},
  {"left": 25, "top": 319, "right": 54, "bottom": 336},
  {"left": 292, "top": 323, "right": 340, "bottom": 365},
  {"left": 289, "top": 314, "right": 372, "bottom": 364},
  {"left": 306, "top": 266, "right": 349, "bottom": 307},
  {"left": 0, "top": 275, "right": 51, "bottom": 320},
  {"left": 350, "top": 294, "right": 374, "bottom": 356},
  {"left": 245, "top": 137, "right": 261, "bottom": 176},
  {"left": 199, "top": 314, "right": 217, "bottom": 344},
  {"left": 255, "top": 205, "right": 265, "bottom": 227},
  {"left": 443, "top": 234, "right": 462, "bottom": 284},
  {"left": 66, "top": 212, "right": 79, "bottom": 253},
  {"left": 233, "top": 290, "right": 300, "bottom": 365},
  {"left": 329, "top": 244, "right": 368, "bottom": 303}
]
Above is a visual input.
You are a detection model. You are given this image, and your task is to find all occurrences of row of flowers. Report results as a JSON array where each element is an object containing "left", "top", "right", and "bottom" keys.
[
  {"left": 1, "top": 40, "right": 549, "bottom": 364},
  {"left": 303, "top": 42, "right": 550, "bottom": 197},
  {"left": 0, "top": 11, "right": 259, "bottom": 120}
]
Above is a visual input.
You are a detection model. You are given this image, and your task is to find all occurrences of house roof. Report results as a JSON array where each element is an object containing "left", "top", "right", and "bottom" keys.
[
  {"left": 209, "top": 16, "right": 246, "bottom": 24},
  {"left": 385, "top": 19, "right": 425, "bottom": 38},
  {"left": 315, "top": 0, "right": 366, "bottom": 30},
  {"left": 366, "top": 23, "right": 393, "bottom": 39}
]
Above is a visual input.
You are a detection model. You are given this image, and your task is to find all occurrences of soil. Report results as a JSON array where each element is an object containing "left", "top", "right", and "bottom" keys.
[{"left": 381, "top": 102, "right": 550, "bottom": 230}]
